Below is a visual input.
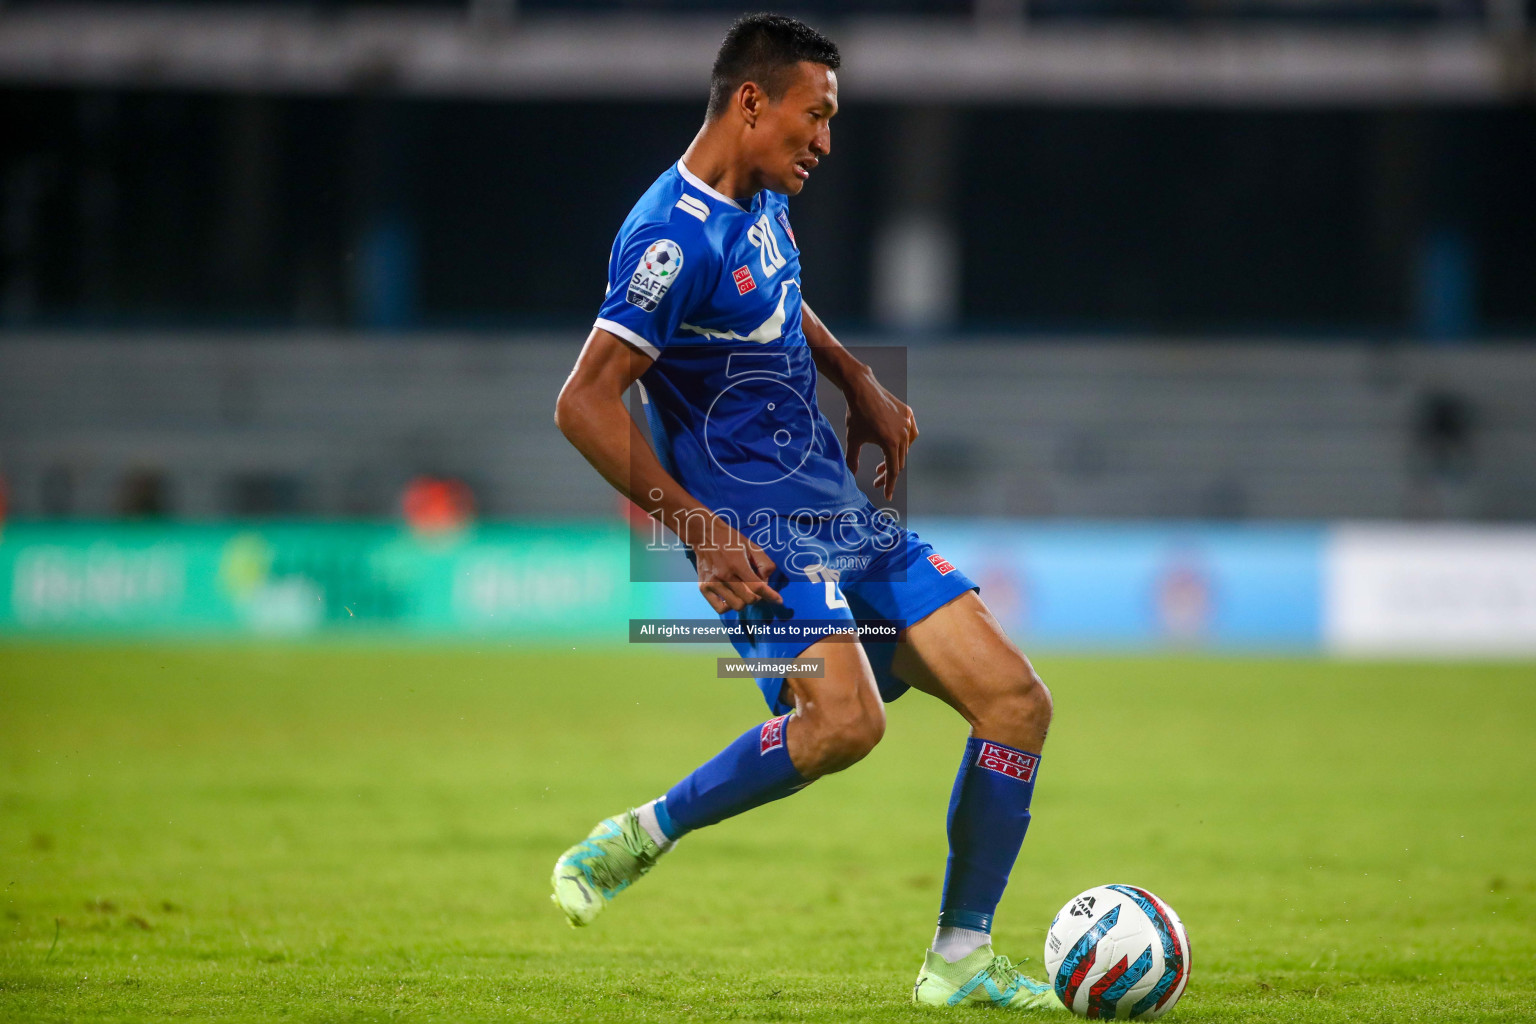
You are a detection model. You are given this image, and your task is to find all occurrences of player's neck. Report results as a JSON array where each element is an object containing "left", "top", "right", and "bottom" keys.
[{"left": 681, "top": 126, "right": 762, "bottom": 206}]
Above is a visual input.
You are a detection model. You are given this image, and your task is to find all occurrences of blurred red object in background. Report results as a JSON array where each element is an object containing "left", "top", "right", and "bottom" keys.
[
  {"left": 616, "top": 493, "right": 656, "bottom": 536},
  {"left": 402, "top": 476, "right": 475, "bottom": 534}
]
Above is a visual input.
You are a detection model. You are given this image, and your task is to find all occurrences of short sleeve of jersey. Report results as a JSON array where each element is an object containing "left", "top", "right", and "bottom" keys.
[{"left": 593, "top": 220, "right": 715, "bottom": 360}]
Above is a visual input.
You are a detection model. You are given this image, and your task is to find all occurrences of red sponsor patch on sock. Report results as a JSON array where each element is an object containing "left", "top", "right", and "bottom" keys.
[
  {"left": 975, "top": 741, "right": 1038, "bottom": 781},
  {"left": 759, "top": 714, "right": 788, "bottom": 754}
]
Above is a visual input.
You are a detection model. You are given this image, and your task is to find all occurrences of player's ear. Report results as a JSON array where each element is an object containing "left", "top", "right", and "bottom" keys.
[{"left": 736, "top": 81, "right": 763, "bottom": 129}]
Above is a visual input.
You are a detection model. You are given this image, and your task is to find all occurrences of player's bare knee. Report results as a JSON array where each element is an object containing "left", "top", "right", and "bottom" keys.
[
  {"left": 850, "top": 700, "right": 887, "bottom": 757},
  {"left": 826, "top": 706, "right": 884, "bottom": 770},
  {"left": 1027, "top": 672, "right": 1054, "bottom": 731},
  {"left": 975, "top": 659, "right": 1052, "bottom": 741},
  {"left": 1007, "top": 664, "right": 1052, "bottom": 733},
  {"left": 801, "top": 699, "right": 884, "bottom": 775}
]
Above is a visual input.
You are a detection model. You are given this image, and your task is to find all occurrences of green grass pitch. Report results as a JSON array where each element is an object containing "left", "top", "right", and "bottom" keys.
[{"left": 2, "top": 644, "right": 1534, "bottom": 1022}]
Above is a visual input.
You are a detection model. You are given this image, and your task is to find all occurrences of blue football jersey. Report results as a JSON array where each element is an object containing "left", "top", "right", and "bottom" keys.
[{"left": 594, "top": 159, "right": 865, "bottom": 524}]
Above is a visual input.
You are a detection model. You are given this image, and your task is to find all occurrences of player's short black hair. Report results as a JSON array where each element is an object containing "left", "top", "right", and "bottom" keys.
[{"left": 706, "top": 13, "right": 840, "bottom": 121}]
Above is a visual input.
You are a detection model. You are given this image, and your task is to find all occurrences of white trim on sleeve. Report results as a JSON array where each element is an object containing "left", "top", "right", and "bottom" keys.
[
  {"left": 677, "top": 158, "right": 747, "bottom": 212},
  {"left": 594, "top": 318, "right": 661, "bottom": 359},
  {"left": 674, "top": 196, "right": 709, "bottom": 223}
]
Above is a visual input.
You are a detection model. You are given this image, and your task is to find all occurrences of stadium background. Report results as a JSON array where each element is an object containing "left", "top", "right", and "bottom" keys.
[
  {"left": 4, "top": 0, "right": 1536, "bottom": 653},
  {"left": 2, "top": 3, "right": 1535, "bottom": 1022}
]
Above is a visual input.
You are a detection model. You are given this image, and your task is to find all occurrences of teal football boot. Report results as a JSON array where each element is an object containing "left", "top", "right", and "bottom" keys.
[
  {"left": 913, "top": 945, "right": 1067, "bottom": 1012},
  {"left": 550, "top": 809, "right": 672, "bottom": 926}
]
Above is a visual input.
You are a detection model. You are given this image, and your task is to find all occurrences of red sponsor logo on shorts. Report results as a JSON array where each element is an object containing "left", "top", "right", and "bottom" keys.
[
  {"left": 928, "top": 553, "right": 955, "bottom": 575},
  {"left": 733, "top": 265, "right": 757, "bottom": 295},
  {"left": 976, "top": 741, "right": 1038, "bottom": 781},
  {"left": 760, "top": 714, "right": 788, "bottom": 754}
]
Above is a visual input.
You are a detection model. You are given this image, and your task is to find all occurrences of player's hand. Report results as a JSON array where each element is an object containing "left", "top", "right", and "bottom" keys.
[
  {"left": 844, "top": 375, "right": 919, "bottom": 503},
  {"left": 695, "top": 526, "right": 782, "bottom": 613}
]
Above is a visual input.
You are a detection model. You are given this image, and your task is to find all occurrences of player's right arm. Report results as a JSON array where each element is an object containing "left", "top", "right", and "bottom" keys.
[{"left": 556, "top": 248, "right": 780, "bottom": 612}]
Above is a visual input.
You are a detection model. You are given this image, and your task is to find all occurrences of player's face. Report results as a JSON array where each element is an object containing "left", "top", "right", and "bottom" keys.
[{"left": 755, "top": 62, "right": 837, "bottom": 195}]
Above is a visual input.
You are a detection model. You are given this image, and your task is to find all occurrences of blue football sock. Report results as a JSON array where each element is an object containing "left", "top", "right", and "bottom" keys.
[
  {"left": 655, "top": 713, "right": 809, "bottom": 841},
  {"left": 937, "top": 736, "right": 1042, "bottom": 933}
]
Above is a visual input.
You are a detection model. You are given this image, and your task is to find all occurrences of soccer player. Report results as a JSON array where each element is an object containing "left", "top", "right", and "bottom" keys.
[{"left": 551, "top": 14, "right": 1063, "bottom": 1012}]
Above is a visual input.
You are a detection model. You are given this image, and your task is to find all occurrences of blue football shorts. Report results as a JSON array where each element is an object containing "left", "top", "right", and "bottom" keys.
[{"left": 713, "top": 515, "right": 978, "bottom": 716}]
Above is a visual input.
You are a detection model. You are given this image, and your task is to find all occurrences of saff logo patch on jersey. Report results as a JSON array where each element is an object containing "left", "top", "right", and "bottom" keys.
[
  {"left": 760, "top": 714, "right": 788, "bottom": 755},
  {"left": 976, "top": 741, "right": 1038, "bottom": 781},
  {"left": 733, "top": 265, "right": 757, "bottom": 296},
  {"left": 928, "top": 553, "right": 955, "bottom": 575},
  {"left": 626, "top": 239, "right": 684, "bottom": 312},
  {"left": 775, "top": 210, "right": 797, "bottom": 250}
]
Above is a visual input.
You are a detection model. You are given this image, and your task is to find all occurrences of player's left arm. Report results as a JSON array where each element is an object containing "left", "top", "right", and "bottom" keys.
[{"left": 802, "top": 301, "right": 918, "bottom": 501}]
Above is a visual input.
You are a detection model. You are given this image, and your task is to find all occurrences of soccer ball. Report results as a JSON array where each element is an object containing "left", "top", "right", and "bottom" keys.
[{"left": 1044, "top": 884, "right": 1191, "bottom": 1020}]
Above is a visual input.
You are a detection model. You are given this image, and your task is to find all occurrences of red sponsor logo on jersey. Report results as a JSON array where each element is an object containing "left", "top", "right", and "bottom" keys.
[
  {"left": 976, "top": 741, "right": 1038, "bottom": 781},
  {"left": 733, "top": 265, "right": 757, "bottom": 295},
  {"left": 760, "top": 714, "right": 788, "bottom": 754},
  {"left": 928, "top": 553, "right": 955, "bottom": 575}
]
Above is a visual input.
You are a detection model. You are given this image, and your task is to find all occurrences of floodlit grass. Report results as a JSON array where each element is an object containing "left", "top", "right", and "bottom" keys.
[{"left": 2, "top": 644, "right": 1533, "bottom": 1022}]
